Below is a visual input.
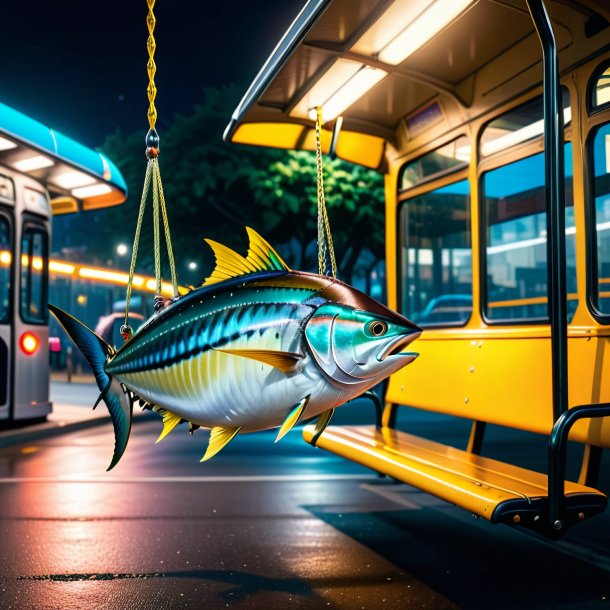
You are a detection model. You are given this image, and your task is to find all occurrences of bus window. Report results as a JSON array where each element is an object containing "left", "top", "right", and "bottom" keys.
[
  {"left": 591, "top": 122, "right": 610, "bottom": 315},
  {"left": 20, "top": 226, "right": 48, "bottom": 324},
  {"left": 592, "top": 64, "right": 610, "bottom": 109},
  {"left": 400, "top": 180, "right": 472, "bottom": 326},
  {"left": 399, "top": 136, "right": 469, "bottom": 191},
  {"left": 482, "top": 144, "right": 576, "bottom": 322},
  {"left": 0, "top": 216, "right": 10, "bottom": 322},
  {"left": 480, "top": 91, "right": 570, "bottom": 158}
]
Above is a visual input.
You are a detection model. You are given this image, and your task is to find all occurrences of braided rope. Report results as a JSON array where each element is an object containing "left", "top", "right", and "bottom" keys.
[
  {"left": 146, "top": 0, "right": 157, "bottom": 130},
  {"left": 315, "top": 106, "right": 337, "bottom": 278}
]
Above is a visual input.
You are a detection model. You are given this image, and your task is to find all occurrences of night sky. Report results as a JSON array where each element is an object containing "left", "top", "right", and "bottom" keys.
[{"left": 0, "top": 0, "right": 306, "bottom": 148}]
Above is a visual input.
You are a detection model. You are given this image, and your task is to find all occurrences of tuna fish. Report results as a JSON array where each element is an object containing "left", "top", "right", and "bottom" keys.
[{"left": 49, "top": 228, "right": 421, "bottom": 469}]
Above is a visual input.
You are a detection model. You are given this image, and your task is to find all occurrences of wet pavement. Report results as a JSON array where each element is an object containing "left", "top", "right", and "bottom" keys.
[{"left": 0, "top": 383, "right": 610, "bottom": 609}]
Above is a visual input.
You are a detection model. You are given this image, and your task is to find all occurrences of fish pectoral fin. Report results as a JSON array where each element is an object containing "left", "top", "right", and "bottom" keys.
[
  {"left": 201, "top": 227, "right": 290, "bottom": 287},
  {"left": 310, "top": 408, "right": 335, "bottom": 446},
  {"left": 215, "top": 348, "right": 302, "bottom": 374},
  {"left": 155, "top": 408, "right": 183, "bottom": 444},
  {"left": 201, "top": 426, "right": 242, "bottom": 462},
  {"left": 275, "top": 396, "right": 310, "bottom": 443}
]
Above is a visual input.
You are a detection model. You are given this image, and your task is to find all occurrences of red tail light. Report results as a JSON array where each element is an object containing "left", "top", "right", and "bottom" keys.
[{"left": 20, "top": 332, "right": 39, "bottom": 355}]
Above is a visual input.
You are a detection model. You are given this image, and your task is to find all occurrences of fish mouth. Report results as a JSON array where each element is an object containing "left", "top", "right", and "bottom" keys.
[{"left": 377, "top": 330, "right": 422, "bottom": 362}]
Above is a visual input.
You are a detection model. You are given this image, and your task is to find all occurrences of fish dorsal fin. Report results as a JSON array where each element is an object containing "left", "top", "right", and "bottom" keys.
[
  {"left": 201, "top": 426, "right": 241, "bottom": 462},
  {"left": 275, "top": 396, "right": 310, "bottom": 443},
  {"left": 155, "top": 408, "right": 183, "bottom": 444},
  {"left": 216, "top": 348, "right": 302, "bottom": 374},
  {"left": 245, "top": 227, "right": 290, "bottom": 273},
  {"left": 201, "top": 227, "right": 290, "bottom": 287}
]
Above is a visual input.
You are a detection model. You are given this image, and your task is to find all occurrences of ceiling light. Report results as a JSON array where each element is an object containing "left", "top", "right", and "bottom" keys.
[
  {"left": 378, "top": 0, "right": 475, "bottom": 65},
  {"left": 72, "top": 184, "right": 112, "bottom": 198},
  {"left": 317, "top": 66, "right": 387, "bottom": 121},
  {"left": 0, "top": 136, "right": 17, "bottom": 151},
  {"left": 291, "top": 59, "right": 387, "bottom": 121},
  {"left": 13, "top": 155, "right": 54, "bottom": 172},
  {"left": 52, "top": 170, "right": 96, "bottom": 189}
]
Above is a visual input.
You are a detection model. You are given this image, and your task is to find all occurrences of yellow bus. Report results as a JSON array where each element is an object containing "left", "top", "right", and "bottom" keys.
[{"left": 225, "top": 0, "right": 610, "bottom": 537}]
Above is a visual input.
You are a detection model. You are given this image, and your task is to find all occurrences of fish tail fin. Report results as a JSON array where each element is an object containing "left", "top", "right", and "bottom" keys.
[{"left": 48, "top": 304, "right": 132, "bottom": 470}]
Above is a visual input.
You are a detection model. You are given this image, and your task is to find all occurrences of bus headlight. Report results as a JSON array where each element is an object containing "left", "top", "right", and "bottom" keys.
[{"left": 20, "top": 332, "right": 40, "bottom": 356}]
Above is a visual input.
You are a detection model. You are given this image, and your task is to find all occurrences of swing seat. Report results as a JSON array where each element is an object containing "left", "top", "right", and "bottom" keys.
[{"left": 303, "top": 423, "right": 607, "bottom": 529}]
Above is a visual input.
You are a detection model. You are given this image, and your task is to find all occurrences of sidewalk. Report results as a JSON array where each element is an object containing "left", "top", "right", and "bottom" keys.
[{"left": 0, "top": 377, "right": 149, "bottom": 448}]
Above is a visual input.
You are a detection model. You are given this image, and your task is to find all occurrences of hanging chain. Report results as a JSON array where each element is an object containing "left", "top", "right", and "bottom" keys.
[
  {"left": 121, "top": 0, "right": 179, "bottom": 341},
  {"left": 146, "top": 0, "right": 157, "bottom": 130},
  {"left": 315, "top": 106, "right": 337, "bottom": 278}
]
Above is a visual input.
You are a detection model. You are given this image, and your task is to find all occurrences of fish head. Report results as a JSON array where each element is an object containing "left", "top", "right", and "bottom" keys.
[{"left": 304, "top": 295, "right": 421, "bottom": 388}]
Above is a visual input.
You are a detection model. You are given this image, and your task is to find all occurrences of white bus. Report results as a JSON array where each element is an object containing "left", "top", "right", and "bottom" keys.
[{"left": 0, "top": 101, "right": 126, "bottom": 422}]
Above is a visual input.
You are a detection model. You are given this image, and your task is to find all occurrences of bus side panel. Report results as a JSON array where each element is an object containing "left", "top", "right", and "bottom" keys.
[
  {"left": 12, "top": 201, "right": 52, "bottom": 420},
  {"left": 387, "top": 334, "right": 610, "bottom": 446},
  {"left": 12, "top": 321, "right": 50, "bottom": 419},
  {"left": 0, "top": 206, "right": 12, "bottom": 421}
]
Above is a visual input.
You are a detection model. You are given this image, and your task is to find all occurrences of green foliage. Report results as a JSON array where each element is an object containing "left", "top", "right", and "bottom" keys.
[{"left": 55, "top": 86, "right": 386, "bottom": 284}]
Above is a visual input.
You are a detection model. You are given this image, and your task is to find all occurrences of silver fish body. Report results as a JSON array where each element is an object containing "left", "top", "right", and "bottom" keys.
[{"left": 106, "top": 271, "right": 418, "bottom": 432}]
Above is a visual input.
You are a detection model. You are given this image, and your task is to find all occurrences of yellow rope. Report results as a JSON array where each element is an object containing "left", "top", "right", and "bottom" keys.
[
  {"left": 124, "top": 160, "right": 153, "bottom": 334},
  {"left": 155, "top": 162, "right": 179, "bottom": 297},
  {"left": 146, "top": 0, "right": 157, "bottom": 130},
  {"left": 315, "top": 106, "right": 337, "bottom": 278},
  {"left": 121, "top": 0, "right": 179, "bottom": 340}
]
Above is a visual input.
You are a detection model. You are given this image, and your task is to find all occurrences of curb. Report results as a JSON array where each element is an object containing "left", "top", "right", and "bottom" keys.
[{"left": 0, "top": 410, "right": 151, "bottom": 449}]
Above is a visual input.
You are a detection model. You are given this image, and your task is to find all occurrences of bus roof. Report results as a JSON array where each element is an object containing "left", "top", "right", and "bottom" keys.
[
  {"left": 224, "top": 0, "right": 610, "bottom": 171},
  {"left": 0, "top": 101, "right": 127, "bottom": 214}
]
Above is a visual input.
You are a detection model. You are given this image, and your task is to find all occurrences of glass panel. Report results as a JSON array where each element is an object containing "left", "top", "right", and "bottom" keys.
[
  {"left": 400, "top": 180, "right": 472, "bottom": 325},
  {"left": 482, "top": 144, "right": 576, "bottom": 321},
  {"left": 593, "top": 66, "right": 610, "bottom": 108},
  {"left": 0, "top": 217, "right": 10, "bottom": 323},
  {"left": 399, "top": 136, "right": 469, "bottom": 191},
  {"left": 591, "top": 123, "right": 610, "bottom": 314},
  {"left": 20, "top": 228, "right": 48, "bottom": 324},
  {"left": 480, "top": 90, "right": 570, "bottom": 157}
]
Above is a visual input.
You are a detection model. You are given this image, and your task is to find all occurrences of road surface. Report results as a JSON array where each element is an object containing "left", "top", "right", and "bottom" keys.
[{"left": 0, "top": 382, "right": 609, "bottom": 609}]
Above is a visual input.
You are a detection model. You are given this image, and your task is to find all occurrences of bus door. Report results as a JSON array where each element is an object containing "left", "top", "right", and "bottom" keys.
[
  {"left": 13, "top": 209, "right": 51, "bottom": 420},
  {"left": 0, "top": 205, "right": 12, "bottom": 419}
]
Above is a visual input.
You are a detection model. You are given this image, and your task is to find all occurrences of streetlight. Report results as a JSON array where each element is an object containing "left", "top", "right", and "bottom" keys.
[
  {"left": 116, "top": 244, "right": 129, "bottom": 257},
  {"left": 188, "top": 261, "right": 197, "bottom": 271}
]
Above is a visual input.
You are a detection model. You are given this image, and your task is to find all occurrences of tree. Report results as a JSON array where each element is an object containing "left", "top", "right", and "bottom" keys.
[
  {"left": 248, "top": 151, "right": 385, "bottom": 282},
  {"left": 54, "top": 85, "right": 386, "bottom": 288}
]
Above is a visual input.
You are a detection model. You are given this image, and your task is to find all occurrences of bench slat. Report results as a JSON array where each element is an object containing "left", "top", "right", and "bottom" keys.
[{"left": 302, "top": 425, "right": 607, "bottom": 527}]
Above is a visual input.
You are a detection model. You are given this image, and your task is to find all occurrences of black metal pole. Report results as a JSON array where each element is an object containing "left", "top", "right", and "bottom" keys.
[
  {"left": 526, "top": 0, "right": 567, "bottom": 422},
  {"left": 548, "top": 403, "right": 610, "bottom": 531}
]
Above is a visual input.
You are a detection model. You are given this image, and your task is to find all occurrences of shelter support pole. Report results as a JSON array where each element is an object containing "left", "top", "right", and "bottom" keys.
[{"left": 526, "top": 0, "right": 567, "bottom": 424}]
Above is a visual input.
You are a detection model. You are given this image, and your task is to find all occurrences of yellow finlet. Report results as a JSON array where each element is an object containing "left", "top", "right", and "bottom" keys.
[
  {"left": 310, "top": 408, "right": 335, "bottom": 446},
  {"left": 201, "top": 227, "right": 290, "bottom": 287},
  {"left": 216, "top": 348, "right": 301, "bottom": 374},
  {"left": 201, "top": 426, "right": 241, "bottom": 462},
  {"left": 275, "top": 396, "right": 309, "bottom": 443},
  {"left": 155, "top": 409, "right": 183, "bottom": 444}
]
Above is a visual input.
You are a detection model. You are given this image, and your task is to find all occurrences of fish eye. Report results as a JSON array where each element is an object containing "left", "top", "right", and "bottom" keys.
[{"left": 368, "top": 320, "right": 388, "bottom": 337}]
